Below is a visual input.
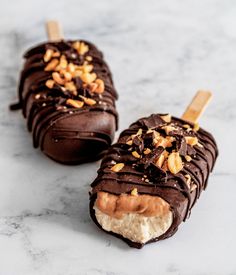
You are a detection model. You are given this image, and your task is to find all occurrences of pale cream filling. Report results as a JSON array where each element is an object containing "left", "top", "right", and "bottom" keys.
[{"left": 94, "top": 206, "right": 173, "bottom": 244}]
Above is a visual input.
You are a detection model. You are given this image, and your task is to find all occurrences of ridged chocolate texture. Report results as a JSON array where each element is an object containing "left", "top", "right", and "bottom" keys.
[
  {"left": 14, "top": 40, "right": 118, "bottom": 164},
  {"left": 90, "top": 114, "right": 218, "bottom": 248}
]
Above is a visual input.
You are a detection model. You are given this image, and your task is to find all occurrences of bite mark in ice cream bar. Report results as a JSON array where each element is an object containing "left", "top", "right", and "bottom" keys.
[
  {"left": 10, "top": 21, "right": 118, "bottom": 164},
  {"left": 90, "top": 91, "right": 218, "bottom": 248}
]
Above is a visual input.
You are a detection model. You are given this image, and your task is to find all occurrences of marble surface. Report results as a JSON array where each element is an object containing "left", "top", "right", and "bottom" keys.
[{"left": 0, "top": 0, "right": 236, "bottom": 274}]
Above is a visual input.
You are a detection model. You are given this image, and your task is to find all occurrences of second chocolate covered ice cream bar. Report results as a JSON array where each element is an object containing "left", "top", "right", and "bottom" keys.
[
  {"left": 12, "top": 22, "right": 118, "bottom": 164},
  {"left": 90, "top": 91, "right": 218, "bottom": 248}
]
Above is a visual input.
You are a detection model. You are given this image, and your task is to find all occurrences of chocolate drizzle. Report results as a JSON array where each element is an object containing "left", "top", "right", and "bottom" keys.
[
  {"left": 90, "top": 114, "right": 218, "bottom": 248},
  {"left": 11, "top": 40, "right": 118, "bottom": 164}
]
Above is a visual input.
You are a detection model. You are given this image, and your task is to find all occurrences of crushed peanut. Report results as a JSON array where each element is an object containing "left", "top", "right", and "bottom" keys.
[
  {"left": 45, "top": 79, "right": 55, "bottom": 89},
  {"left": 185, "top": 174, "right": 191, "bottom": 188},
  {"left": 160, "top": 114, "right": 171, "bottom": 123},
  {"left": 111, "top": 163, "right": 125, "bottom": 172},
  {"left": 65, "top": 82, "right": 77, "bottom": 94},
  {"left": 94, "top": 79, "right": 105, "bottom": 94},
  {"left": 162, "top": 125, "right": 176, "bottom": 135},
  {"left": 131, "top": 188, "right": 138, "bottom": 196},
  {"left": 44, "top": 49, "right": 54, "bottom": 62},
  {"left": 155, "top": 154, "right": 165, "bottom": 168},
  {"left": 80, "top": 95, "right": 96, "bottom": 106},
  {"left": 52, "top": 72, "right": 65, "bottom": 85},
  {"left": 143, "top": 148, "right": 151, "bottom": 155},
  {"left": 167, "top": 152, "right": 183, "bottom": 174},
  {"left": 185, "top": 155, "right": 192, "bottom": 162},
  {"left": 66, "top": 99, "right": 84, "bottom": 108},
  {"left": 197, "top": 142, "right": 204, "bottom": 148},
  {"left": 43, "top": 41, "right": 105, "bottom": 110},
  {"left": 185, "top": 136, "right": 198, "bottom": 146},
  {"left": 154, "top": 136, "right": 174, "bottom": 148},
  {"left": 132, "top": 151, "right": 141, "bottom": 159},
  {"left": 126, "top": 140, "right": 133, "bottom": 146},
  {"left": 191, "top": 184, "right": 197, "bottom": 191},
  {"left": 80, "top": 72, "right": 97, "bottom": 84},
  {"left": 136, "top": 129, "right": 142, "bottom": 136},
  {"left": 86, "top": 56, "right": 92, "bottom": 61},
  {"left": 87, "top": 82, "right": 98, "bottom": 93},
  {"left": 45, "top": 59, "right": 59, "bottom": 71}
]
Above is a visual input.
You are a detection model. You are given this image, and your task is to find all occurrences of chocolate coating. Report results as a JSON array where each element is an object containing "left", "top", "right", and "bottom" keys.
[
  {"left": 11, "top": 40, "right": 118, "bottom": 164},
  {"left": 90, "top": 114, "right": 218, "bottom": 248}
]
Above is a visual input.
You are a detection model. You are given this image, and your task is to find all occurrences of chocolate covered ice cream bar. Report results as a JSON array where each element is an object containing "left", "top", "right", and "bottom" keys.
[
  {"left": 11, "top": 21, "right": 118, "bottom": 164},
  {"left": 90, "top": 91, "right": 218, "bottom": 248}
]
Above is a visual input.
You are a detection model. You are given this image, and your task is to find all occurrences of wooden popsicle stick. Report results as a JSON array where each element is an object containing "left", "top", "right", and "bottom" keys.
[
  {"left": 46, "top": 20, "right": 63, "bottom": 41},
  {"left": 181, "top": 90, "right": 212, "bottom": 123}
]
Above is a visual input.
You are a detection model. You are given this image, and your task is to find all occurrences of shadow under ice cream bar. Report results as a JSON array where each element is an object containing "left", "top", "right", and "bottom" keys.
[
  {"left": 11, "top": 21, "right": 118, "bottom": 164},
  {"left": 90, "top": 91, "right": 218, "bottom": 248}
]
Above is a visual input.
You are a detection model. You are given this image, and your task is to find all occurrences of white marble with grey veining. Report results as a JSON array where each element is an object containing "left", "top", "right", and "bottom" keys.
[{"left": 0, "top": 0, "right": 236, "bottom": 274}]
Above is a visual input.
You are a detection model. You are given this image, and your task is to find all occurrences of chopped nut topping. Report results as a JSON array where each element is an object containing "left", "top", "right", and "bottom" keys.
[
  {"left": 111, "top": 163, "right": 125, "bottom": 172},
  {"left": 185, "top": 174, "right": 191, "bottom": 188},
  {"left": 143, "top": 148, "right": 151, "bottom": 155},
  {"left": 52, "top": 51, "right": 60, "bottom": 57},
  {"left": 136, "top": 129, "right": 143, "bottom": 136},
  {"left": 35, "top": 94, "right": 41, "bottom": 99},
  {"left": 63, "top": 71, "right": 73, "bottom": 82},
  {"left": 131, "top": 188, "right": 138, "bottom": 196},
  {"left": 86, "top": 56, "right": 92, "bottom": 61},
  {"left": 167, "top": 152, "right": 183, "bottom": 174},
  {"left": 191, "top": 184, "right": 197, "bottom": 191},
  {"left": 162, "top": 125, "right": 176, "bottom": 135},
  {"left": 153, "top": 130, "right": 160, "bottom": 139},
  {"left": 44, "top": 49, "right": 54, "bottom": 62},
  {"left": 197, "top": 142, "right": 203, "bottom": 148},
  {"left": 94, "top": 79, "right": 105, "bottom": 94},
  {"left": 162, "top": 160, "right": 169, "bottom": 172},
  {"left": 80, "top": 72, "right": 97, "bottom": 84},
  {"left": 185, "top": 155, "right": 192, "bottom": 162},
  {"left": 43, "top": 42, "right": 104, "bottom": 111},
  {"left": 126, "top": 140, "right": 133, "bottom": 146},
  {"left": 80, "top": 95, "right": 96, "bottom": 106},
  {"left": 72, "top": 41, "right": 80, "bottom": 50},
  {"left": 78, "top": 42, "right": 89, "bottom": 55},
  {"left": 72, "top": 41, "right": 89, "bottom": 55},
  {"left": 66, "top": 99, "right": 84, "bottom": 108},
  {"left": 160, "top": 114, "right": 171, "bottom": 123},
  {"left": 45, "top": 59, "right": 59, "bottom": 71},
  {"left": 73, "top": 70, "right": 83, "bottom": 78},
  {"left": 52, "top": 72, "right": 65, "bottom": 85},
  {"left": 67, "top": 63, "right": 76, "bottom": 73},
  {"left": 185, "top": 136, "right": 198, "bottom": 146},
  {"left": 163, "top": 150, "right": 169, "bottom": 158},
  {"left": 65, "top": 82, "right": 77, "bottom": 94},
  {"left": 87, "top": 82, "right": 98, "bottom": 93},
  {"left": 45, "top": 79, "right": 55, "bottom": 89},
  {"left": 82, "top": 64, "right": 93, "bottom": 73},
  {"left": 183, "top": 124, "right": 191, "bottom": 129},
  {"left": 132, "top": 151, "right": 141, "bottom": 159},
  {"left": 154, "top": 136, "right": 174, "bottom": 148},
  {"left": 146, "top": 129, "right": 154, "bottom": 134},
  {"left": 59, "top": 55, "right": 68, "bottom": 69},
  {"left": 155, "top": 154, "right": 165, "bottom": 168},
  {"left": 84, "top": 98, "right": 96, "bottom": 106}
]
